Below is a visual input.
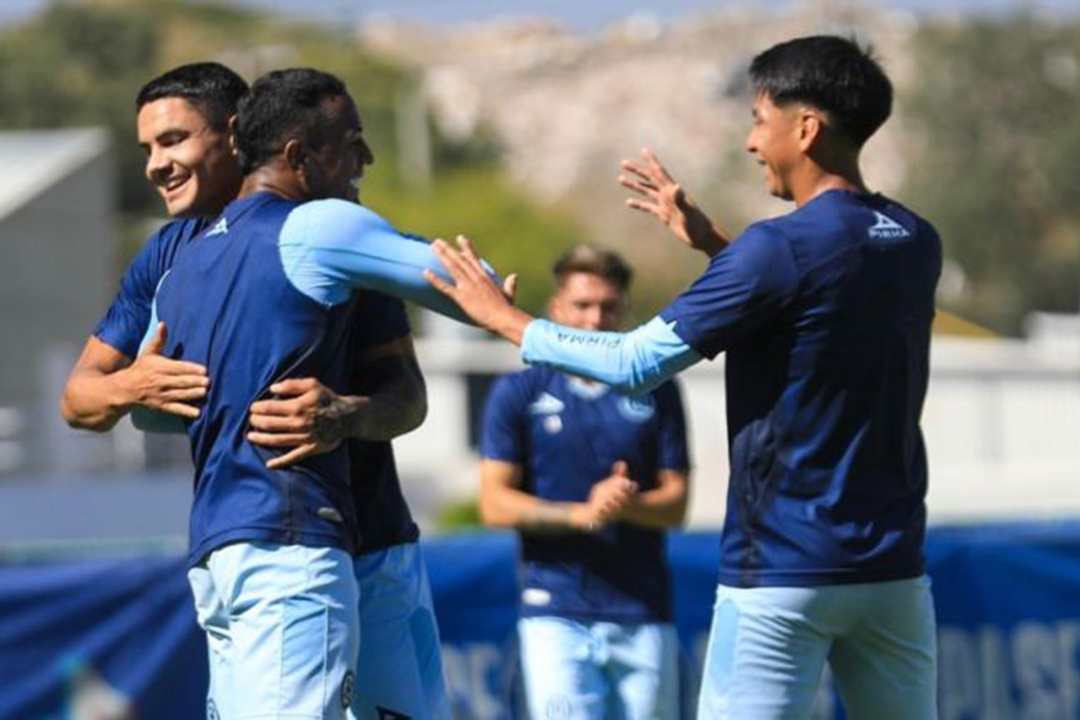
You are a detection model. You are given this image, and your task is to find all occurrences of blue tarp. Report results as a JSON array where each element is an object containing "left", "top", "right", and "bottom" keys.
[{"left": 3, "top": 524, "right": 1080, "bottom": 720}]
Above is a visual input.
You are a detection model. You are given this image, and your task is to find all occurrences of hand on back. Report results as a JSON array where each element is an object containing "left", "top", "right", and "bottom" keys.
[
  {"left": 247, "top": 377, "right": 350, "bottom": 469},
  {"left": 128, "top": 322, "right": 208, "bottom": 419}
]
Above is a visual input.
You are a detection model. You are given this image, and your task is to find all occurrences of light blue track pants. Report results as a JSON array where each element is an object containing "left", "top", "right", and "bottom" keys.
[
  {"left": 697, "top": 576, "right": 938, "bottom": 720},
  {"left": 519, "top": 616, "right": 680, "bottom": 720},
  {"left": 188, "top": 542, "right": 361, "bottom": 720}
]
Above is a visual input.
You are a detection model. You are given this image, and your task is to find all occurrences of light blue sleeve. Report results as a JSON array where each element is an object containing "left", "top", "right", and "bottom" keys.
[
  {"left": 520, "top": 316, "right": 704, "bottom": 394},
  {"left": 130, "top": 283, "right": 188, "bottom": 434},
  {"left": 279, "top": 199, "right": 481, "bottom": 324}
]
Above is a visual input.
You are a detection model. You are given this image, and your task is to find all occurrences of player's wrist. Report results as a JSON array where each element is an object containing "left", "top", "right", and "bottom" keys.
[
  {"left": 686, "top": 218, "right": 726, "bottom": 257},
  {"left": 701, "top": 228, "right": 728, "bottom": 256},
  {"left": 492, "top": 306, "right": 533, "bottom": 346},
  {"left": 518, "top": 501, "right": 586, "bottom": 532},
  {"left": 313, "top": 392, "right": 360, "bottom": 444},
  {"left": 567, "top": 503, "right": 598, "bottom": 532},
  {"left": 108, "top": 366, "right": 142, "bottom": 414}
]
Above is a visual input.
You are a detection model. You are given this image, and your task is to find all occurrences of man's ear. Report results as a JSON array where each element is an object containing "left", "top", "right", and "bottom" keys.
[
  {"left": 283, "top": 138, "right": 305, "bottom": 172},
  {"left": 227, "top": 115, "right": 240, "bottom": 158},
  {"left": 797, "top": 107, "right": 825, "bottom": 152}
]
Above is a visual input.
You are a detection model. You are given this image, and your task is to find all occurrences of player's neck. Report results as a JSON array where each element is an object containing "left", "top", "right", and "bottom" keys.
[
  {"left": 790, "top": 152, "right": 867, "bottom": 207},
  {"left": 198, "top": 195, "right": 237, "bottom": 220},
  {"left": 238, "top": 161, "right": 308, "bottom": 202}
]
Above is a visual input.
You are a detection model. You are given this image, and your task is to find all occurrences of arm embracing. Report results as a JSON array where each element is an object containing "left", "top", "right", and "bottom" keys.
[
  {"left": 61, "top": 338, "right": 137, "bottom": 431},
  {"left": 63, "top": 328, "right": 206, "bottom": 432},
  {"left": 280, "top": 200, "right": 497, "bottom": 323},
  {"left": 246, "top": 291, "right": 427, "bottom": 469},
  {"left": 63, "top": 226, "right": 207, "bottom": 432},
  {"left": 334, "top": 335, "right": 427, "bottom": 442},
  {"left": 520, "top": 316, "right": 702, "bottom": 394}
]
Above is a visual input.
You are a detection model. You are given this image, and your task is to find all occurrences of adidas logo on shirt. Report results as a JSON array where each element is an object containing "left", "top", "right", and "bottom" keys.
[
  {"left": 529, "top": 392, "right": 565, "bottom": 415},
  {"left": 868, "top": 212, "right": 910, "bottom": 240},
  {"left": 205, "top": 217, "right": 229, "bottom": 237}
]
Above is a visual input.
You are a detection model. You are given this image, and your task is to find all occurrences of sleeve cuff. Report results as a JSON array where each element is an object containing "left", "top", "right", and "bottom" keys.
[{"left": 519, "top": 318, "right": 547, "bottom": 365}]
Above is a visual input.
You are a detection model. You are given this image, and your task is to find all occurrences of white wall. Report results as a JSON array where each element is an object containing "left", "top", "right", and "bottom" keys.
[{"left": 399, "top": 333, "right": 1080, "bottom": 529}]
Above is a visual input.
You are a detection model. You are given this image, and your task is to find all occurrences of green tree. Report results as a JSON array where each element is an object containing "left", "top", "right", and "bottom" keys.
[
  {"left": 902, "top": 15, "right": 1080, "bottom": 334},
  {"left": 0, "top": 2, "right": 161, "bottom": 211},
  {"left": 0, "top": 0, "right": 593, "bottom": 319},
  {"left": 366, "top": 164, "right": 584, "bottom": 315}
]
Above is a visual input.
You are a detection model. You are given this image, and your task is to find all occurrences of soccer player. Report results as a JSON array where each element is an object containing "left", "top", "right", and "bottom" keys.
[
  {"left": 60, "top": 63, "right": 452, "bottom": 720},
  {"left": 479, "top": 245, "right": 690, "bottom": 720},
  {"left": 140, "top": 66, "right": 501, "bottom": 720},
  {"left": 428, "top": 36, "right": 941, "bottom": 720},
  {"left": 60, "top": 63, "right": 244, "bottom": 430}
]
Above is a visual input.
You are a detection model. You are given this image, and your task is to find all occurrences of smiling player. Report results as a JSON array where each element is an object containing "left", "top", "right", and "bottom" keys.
[
  {"left": 62, "top": 63, "right": 453, "bottom": 720},
  {"left": 429, "top": 35, "right": 942, "bottom": 720}
]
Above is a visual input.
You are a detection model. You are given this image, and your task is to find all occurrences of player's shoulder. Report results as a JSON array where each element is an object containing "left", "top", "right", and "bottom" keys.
[
  {"left": 729, "top": 210, "right": 797, "bottom": 253},
  {"left": 874, "top": 195, "right": 939, "bottom": 240},
  {"left": 282, "top": 199, "right": 394, "bottom": 244},
  {"left": 743, "top": 210, "right": 789, "bottom": 234},
  {"left": 397, "top": 229, "right": 431, "bottom": 245},
  {"left": 291, "top": 198, "right": 387, "bottom": 224},
  {"left": 757, "top": 189, "right": 932, "bottom": 256},
  {"left": 771, "top": 188, "right": 870, "bottom": 229},
  {"left": 150, "top": 216, "right": 209, "bottom": 248},
  {"left": 134, "top": 216, "right": 210, "bottom": 273},
  {"left": 719, "top": 216, "right": 797, "bottom": 274},
  {"left": 798, "top": 189, "right": 931, "bottom": 231}
]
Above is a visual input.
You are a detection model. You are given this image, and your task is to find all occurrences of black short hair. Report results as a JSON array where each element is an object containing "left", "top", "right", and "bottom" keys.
[
  {"left": 233, "top": 68, "right": 348, "bottom": 174},
  {"left": 552, "top": 244, "right": 633, "bottom": 292},
  {"left": 135, "top": 62, "right": 248, "bottom": 131},
  {"left": 749, "top": 35, "right": 892, "bottom": 147}
]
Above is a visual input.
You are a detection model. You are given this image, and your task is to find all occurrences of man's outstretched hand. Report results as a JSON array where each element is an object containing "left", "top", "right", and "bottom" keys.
[
  {"left": 619, "top": 147, "right": 730, "bottom": 257},
  {"left": 426, "top": 236, "right": 530, "bottom": 344}
]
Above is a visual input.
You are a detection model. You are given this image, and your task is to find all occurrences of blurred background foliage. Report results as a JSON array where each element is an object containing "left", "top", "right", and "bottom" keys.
[
  {"left": 0, "top": 0, "right": 1077, "bottom": 332},
  {"left": 900, "top": 16, "right": 1080, "bottom": 334},
  {"left": 0, "top": 0, "right": 587, "bottom": 317}
]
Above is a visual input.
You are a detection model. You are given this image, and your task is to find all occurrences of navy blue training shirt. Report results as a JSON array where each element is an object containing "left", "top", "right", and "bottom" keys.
[
  {"left": 481, "top": 367, "right": 690, "bottom": 623},
  {"left": 658, "top": 190, "right": 942, "bottom": 587},
  {"left": 154, "top": 193, "right": 361, "bottom": 564},
  {"left": 148, "top": 192, "right": 462, "bottom": 566},
  {"left": 92, "top": 213, "right": 420, "bottom": 556},
  {"left": 94, "top": 217, "right": 207, "bottom": 358}
]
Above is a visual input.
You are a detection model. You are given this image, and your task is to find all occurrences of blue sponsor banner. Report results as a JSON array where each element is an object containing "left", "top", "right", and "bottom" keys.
[
  {"left": 0, "top": 554, "right": 205, "bottom": 720},
  {"left": 2, "top": 524, "right": 1080, "bottom": 720},
  {"left": 926, "top": 523, "right": 1080, "bottom": 720}
]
